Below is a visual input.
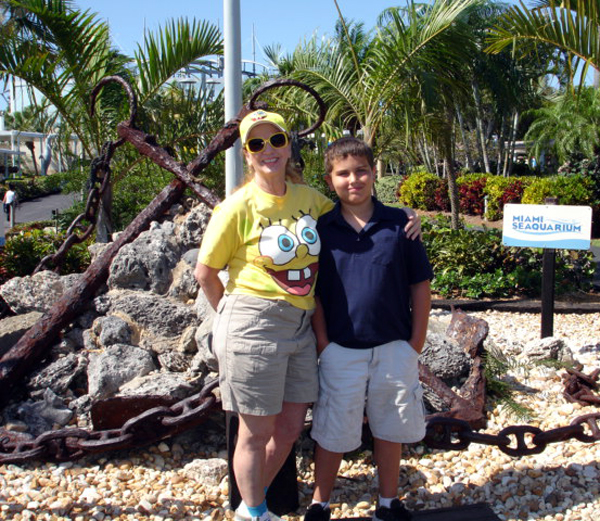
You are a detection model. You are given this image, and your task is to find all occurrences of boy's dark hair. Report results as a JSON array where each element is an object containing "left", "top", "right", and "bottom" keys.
[{"left": 324, "top": 136, "right": 374, "bottom": 173}]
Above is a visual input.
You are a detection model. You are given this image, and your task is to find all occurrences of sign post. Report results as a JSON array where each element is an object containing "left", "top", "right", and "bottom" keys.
[
  {"left": 540, "top": 198, "right": 557, "bottom": 337},
  {"left": 502, "top": 202, "right": 592, "bottom": 338}
]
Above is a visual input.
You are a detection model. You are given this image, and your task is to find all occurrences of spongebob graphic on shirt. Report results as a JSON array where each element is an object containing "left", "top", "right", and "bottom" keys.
[
  {"left": 197, "top": 181, "right": 334, "bottom": 310},
  {"left": 254, "top": 211, "right": 320, "bottom": 297}
]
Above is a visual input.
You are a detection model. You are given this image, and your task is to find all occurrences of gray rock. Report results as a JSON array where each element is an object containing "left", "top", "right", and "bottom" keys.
[
  {"left": 97, "top": 290, "right": 198, "bottom": 349},
  {"left": 0, "top": 271, "right": 81, "bottom": 314},
  {"left": 183, "top": 458, "right": 228, "bottom": 486},
  {"left": 177, "top": 203, "right": 212, "bottom": 251},
  {"left": 420, "top": 317, "right": 472, "bottom": 382},
  {"left": 26, "top": 353, "right": 87, "bottom": 398},
  {"left": 167, "top": 259, "right": 199, "bottom": 303},
  {"left": 182, "top": 248, "right": 199, "bottom": 267},
  {"left": 108, "top": 221, "right": 180, "bottom": 295},
  {"left": 93, "top": 316, "right": 133, "bottom": 347},
  {"left": 158, "top": 351, "right": 190, "bottom": 372},
  {"left": 0, "top": 311, "right": 42, "bottom": 358},
  {"left": 5, "top": 389, "right": 73, "bottom": 436},
  {"left": 87, "top": 344, "right": 157, "bottom": 399},
  {"left": 117, "top": 372, "right": 200, "bottom": 400},
  {"left": 523, "top": 336, "right": 574, "bottom": 363}
]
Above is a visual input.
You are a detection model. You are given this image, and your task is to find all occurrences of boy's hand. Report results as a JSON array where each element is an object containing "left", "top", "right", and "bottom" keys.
[{"left": 402, "top": 208, "right": 422, "bottom": 240}]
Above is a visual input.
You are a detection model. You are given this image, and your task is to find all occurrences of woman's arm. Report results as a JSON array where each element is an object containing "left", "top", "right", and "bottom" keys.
[{"left": 194, "top": 262, "right": 224, "bottom": 311}]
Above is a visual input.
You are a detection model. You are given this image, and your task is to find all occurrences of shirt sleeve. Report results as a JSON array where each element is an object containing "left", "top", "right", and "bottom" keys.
[
  {"left": 405, "top": 237, "right": 434, "bottom": 285},
  {"left": 196, "top": 203, "right": 241, "bottom": 269}
]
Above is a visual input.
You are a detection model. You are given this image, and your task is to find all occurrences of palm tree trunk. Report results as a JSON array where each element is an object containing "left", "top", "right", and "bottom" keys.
[
  {"left": 442, "top": 108, "right": 460, "bottom": 229},
  {"left": 472, "top": 80, "right": 491, "bottom": 173},
  {"left": 455, "top": 103, "right": 472, "bottom": 171},
  {"left": 496, "top": 113, "right": 506, "bottom": 176},
  {"left": 503, "top": 109, "right": 519, "bottom": 177},
  {"left": 419, "top": 132, "right": 433, "bottom": 173},
  {"left": 376, "top": 159, "right": 385, "bottom": 179}
]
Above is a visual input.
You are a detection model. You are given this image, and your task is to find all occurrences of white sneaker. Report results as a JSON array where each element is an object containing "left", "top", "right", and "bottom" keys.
[{"left": 234, "top": 507, "right": 280, "bottom": 521}]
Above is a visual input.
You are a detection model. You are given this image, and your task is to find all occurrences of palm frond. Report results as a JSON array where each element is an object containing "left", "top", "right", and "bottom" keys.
[
  {"left": 134, "top": 18, "right": 222, "bottom": 105},
  {"left": 487, "top": 0, "right": 600, "bottom": 73}
]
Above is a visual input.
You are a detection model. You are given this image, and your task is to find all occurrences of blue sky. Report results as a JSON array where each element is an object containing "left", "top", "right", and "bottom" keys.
[{"left": 74, "top": 0, "right": 453, "bottom": 64}]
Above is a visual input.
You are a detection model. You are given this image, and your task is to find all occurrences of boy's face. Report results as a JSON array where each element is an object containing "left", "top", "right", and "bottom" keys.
[{"left": 325, "top": 155, "right": 375, "bottom": 207}]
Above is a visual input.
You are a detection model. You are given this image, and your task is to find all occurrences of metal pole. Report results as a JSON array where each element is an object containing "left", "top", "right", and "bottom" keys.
[
  {"left": 224, "top": 0, "right": 243, "bottom": 196},
  {"left": 541, "top": 197, "right": 558, "bottom": 338}
]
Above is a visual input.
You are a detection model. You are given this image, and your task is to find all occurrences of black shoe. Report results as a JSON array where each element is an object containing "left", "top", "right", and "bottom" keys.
[
  {"left": 304, "top": 503, "right": 331, "bottom": 521},
  {"left": 373, "top": 499, "right": 412, "bottom": 521}
]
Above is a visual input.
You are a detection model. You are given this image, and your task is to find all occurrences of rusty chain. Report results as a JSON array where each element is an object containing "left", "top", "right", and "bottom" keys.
[
  {"left": 425, "top": 366, "right": 600, "bottom": 456},
  {"left": 33, "top": 139, "right": 122, "bottom": 274},
  {"left": 1, "top": 369, "right": 599, "bottom": 464},
  {"left": 425, "top": 411, "right": 600, "bottom": 457},
  {"left": 9, "top": 75, "right": 600, "bottom": 466},
  {"left": 0, "top": 379, "right": 218, "bottom": 465}
]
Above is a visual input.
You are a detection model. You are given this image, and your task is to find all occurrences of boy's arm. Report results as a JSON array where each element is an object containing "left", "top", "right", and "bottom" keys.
[
  {"left": 311, "top": 297, "right": 330, "bottom": 355},
  {"left": 408, "top": 279, "right": 431, "bottom": 353},
  {"left": 194, "top": 262, "right": 224, "bottom": 311},
  {"left": 401, "top": 207, "right": 422, "bottom": 241}
]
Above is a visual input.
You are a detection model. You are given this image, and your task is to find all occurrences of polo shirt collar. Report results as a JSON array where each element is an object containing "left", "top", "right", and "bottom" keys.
[{"left": 329, "top": 197, "right": 391, "bottom": 228}]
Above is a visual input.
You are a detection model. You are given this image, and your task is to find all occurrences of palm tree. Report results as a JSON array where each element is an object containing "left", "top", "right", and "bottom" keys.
[
  {"left": 487, "top": 0, "right": 600, "bottom": 83},
  {"left": 0, "top": 0, "right": 222, "bottom": 239},
  {"left": 525, "top": 87, "right": 600, "bottom": 164}
]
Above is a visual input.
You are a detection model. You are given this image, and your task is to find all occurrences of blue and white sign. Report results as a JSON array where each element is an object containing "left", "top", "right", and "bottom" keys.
[{"left": 502, "top": 204, "right": 592, "bottom": 250}]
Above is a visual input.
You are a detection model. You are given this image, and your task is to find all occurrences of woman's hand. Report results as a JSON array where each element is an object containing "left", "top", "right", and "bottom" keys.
[
  {"left": 402, "top": 207, "right": 422, "bottom": 240},
  {"left": 194, "top": 263, "right": 224, "bottom": 311}
]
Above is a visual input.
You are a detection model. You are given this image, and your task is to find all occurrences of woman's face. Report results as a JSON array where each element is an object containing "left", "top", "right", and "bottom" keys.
[{"left": 243, "top": 123, "right": 291, "bottom": 181}]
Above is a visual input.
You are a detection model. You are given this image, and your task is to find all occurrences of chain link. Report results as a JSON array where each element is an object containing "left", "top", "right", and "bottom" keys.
[
  {"left": 0, "top": 379, "right": 218, "bottom": 463},
  {"left": 34, "top": 140, "right": 121, "bottom": 274}
]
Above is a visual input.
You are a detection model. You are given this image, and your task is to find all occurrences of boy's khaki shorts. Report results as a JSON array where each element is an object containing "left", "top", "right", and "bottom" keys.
[
  {"left": 311, "top": 340, "right": 426, "bottom": 453},
  {"left": 213, "top": 294, "right": 318, "bottom": 416}
]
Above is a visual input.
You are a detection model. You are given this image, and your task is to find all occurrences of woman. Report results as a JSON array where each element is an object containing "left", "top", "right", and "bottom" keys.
[{"left": 195, "top": 110, "right": 419, "bottom": 521}]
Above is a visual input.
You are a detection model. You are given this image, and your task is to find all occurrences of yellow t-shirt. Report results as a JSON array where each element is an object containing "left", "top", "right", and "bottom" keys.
[{"left": 197, "top": 181, "right": 334, "bottom": 310}]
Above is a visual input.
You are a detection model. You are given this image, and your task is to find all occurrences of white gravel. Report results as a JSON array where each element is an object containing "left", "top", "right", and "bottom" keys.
[{"left": 1, "top": 309, "right": 599, "bottom": 521}]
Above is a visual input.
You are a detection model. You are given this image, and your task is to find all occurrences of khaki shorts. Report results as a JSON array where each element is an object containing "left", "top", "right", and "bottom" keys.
[
  {"left": 311, "top": 340, "right": 426, "bottom": 453},
  {"left": 213, "top": 294, "right": 318, "bottom": 416}
]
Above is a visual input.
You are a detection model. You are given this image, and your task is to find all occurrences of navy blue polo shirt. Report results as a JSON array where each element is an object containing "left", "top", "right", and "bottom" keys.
[{"left": 316, "top": 199, "right": 433, "bottom": 349}]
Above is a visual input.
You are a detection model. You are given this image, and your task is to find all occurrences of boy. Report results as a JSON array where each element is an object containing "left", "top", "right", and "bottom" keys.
[{"left": 306, "top": 137, "right": 432, "bottom": 521}]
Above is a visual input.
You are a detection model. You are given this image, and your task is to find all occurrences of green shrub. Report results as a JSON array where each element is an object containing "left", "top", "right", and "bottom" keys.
[
  {"left": 0, "top": 228, "right": 91, "bottom": 282},
  {"left": 422, "top": 214, "right": 595, "bottom": 298},
  {"left": 522, "top": 175, "right": 593, "bottom": 205},
  {"left": 483, "top": 176, "right": 531, "bottom": 220},
  {"left": 375, "top": 175, "right": 402, "bottom": 204},
  {"left": 399, "top": 171, "right": 442, "bottom": 210}
]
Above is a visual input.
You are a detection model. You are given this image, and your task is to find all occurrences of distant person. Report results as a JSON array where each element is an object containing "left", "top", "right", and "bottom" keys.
[
  {"left": 3, "top": 184, "right": 16, "bottom": 224},
  {"left": 306, "top": 137, "right": 433, "bottom": 521}
]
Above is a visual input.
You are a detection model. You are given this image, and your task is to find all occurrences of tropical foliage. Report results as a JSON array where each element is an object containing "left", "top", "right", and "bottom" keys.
[{"left": 0, "top": 0, "right": 224, "bottom": 237}]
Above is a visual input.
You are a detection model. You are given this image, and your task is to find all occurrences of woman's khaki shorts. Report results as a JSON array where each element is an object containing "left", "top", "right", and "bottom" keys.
[
  {"left": 311, "top": 340, "right": 426, "bottom": 453},
  {"left": 212, "top": 294, "right": 318, "bottom": 416}
]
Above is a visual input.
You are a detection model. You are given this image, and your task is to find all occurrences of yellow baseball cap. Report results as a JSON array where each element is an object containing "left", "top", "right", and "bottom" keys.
[{"left": 239, "top": 110, "right": 288, "bottom": 145}]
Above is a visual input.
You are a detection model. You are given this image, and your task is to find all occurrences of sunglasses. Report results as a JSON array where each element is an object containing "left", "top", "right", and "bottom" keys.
[{"left": 245, "top": 132, "right": 289, "bottom": 154}]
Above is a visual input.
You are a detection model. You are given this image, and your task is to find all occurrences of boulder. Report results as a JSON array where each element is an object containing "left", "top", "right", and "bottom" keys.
[
  {"left": 94, "top": 290, "right": 198, "bottom": 353},
  {"left": 87, "top": 344, "right": 156, "bottom": 399},
  {"left": 0, "top": 271, "right": 81, "bottom": 314},
  {"left": 0, "top": 311, "right": 43, "bottom": 357},
  {"left": 107, "top": 221, "right": 180, "bottom": 295}
]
